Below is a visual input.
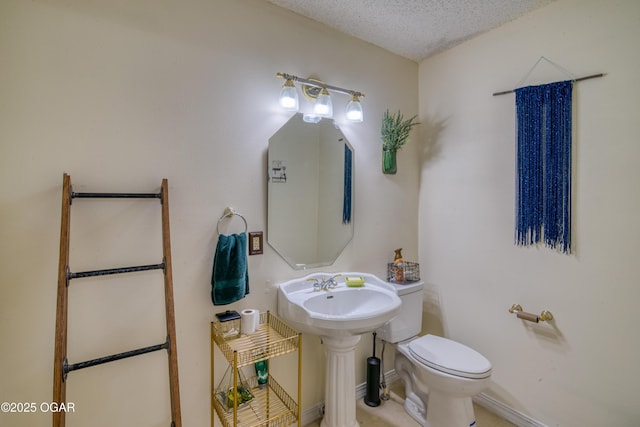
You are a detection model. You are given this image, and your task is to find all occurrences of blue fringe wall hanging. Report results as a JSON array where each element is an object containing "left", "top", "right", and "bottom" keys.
[
  {"left": 343, "top": 144, "right": 352, "bottom": 224},
  {"left": 515, "top": 80, "right": 573, "bottom": 253}
]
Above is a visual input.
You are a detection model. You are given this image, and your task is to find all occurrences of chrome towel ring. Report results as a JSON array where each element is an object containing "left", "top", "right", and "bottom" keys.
[{"left": 216, "top": 207, "right": 247, "bottom": 235}]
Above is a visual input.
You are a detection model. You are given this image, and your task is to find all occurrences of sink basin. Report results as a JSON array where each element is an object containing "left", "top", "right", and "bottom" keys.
[
  {"left": 277, "top": 272, "right": 401, "bottom": 337},
  {"left": 277, "top": 272, "right": 401, "bottom": 427}
]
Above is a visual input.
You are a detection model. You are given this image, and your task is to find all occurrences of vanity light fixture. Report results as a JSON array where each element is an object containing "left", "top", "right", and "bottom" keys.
[
  {"left": 345, "top": 94, "right": 363, "bottom": 122},
  {"left": 279, "top": 78, "right": 299, "bottom": 111},
  {"left": 314, "top": 87, "right": 333, "bottom": 117},
  {"left": 302, "top": 114, "right": 322, "bottom": 124},
  {"left": 276, "top": 72, "right": 365, "bottom": 122}
]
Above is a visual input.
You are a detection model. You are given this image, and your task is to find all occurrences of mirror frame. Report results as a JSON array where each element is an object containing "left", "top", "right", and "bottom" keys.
[{"left": 267, "top": 114, "right": 354, "bottom": 269}]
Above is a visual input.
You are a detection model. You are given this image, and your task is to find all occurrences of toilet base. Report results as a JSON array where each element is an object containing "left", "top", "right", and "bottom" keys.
[
  {"left": 394, "top": 341, "right": 487, "bottom": 427},
  {"left": 401, "top": 389, "right": 476, "bottom": 427},
  {"left": 403, "top": 391, "right": 427, "bottom": 427}
]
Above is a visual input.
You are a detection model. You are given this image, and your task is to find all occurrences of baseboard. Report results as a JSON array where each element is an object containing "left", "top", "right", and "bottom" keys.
[
  {"left": 300, "top": 370, "right": 400, "bottom": 426},
  {"left": 301, "top": 369, "right": 545, "bottom": 427},
  {"left": 355, "top": 369, "right": 400, "bottom": 399},
  {"left": 300, "top": 402, "right": 323, "bottom": 427},
  {"left": 473, "top": 393, "right": 548, "bottom": 427}
]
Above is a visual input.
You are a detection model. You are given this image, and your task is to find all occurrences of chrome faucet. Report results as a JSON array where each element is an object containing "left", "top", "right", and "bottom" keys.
[{"left": 308, "top": 274, "right": 341, "bottom": 291}]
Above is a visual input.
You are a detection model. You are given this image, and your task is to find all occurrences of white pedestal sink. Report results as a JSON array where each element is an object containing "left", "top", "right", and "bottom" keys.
[{"left": 277, "top": 273, "right": 401, "bottom": 427}]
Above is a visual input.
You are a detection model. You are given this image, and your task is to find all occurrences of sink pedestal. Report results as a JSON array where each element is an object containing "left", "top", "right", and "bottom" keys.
[
  {"left": 277, "top": 273, "right": 403, "bottom": 427},
  {"left": 320, "top": 335, "right": 361, "bottom": 427}
]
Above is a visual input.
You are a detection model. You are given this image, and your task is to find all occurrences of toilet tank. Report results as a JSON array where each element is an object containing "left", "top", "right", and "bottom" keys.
[{"left": 376, "top": 280, "right": 424, "bottom": 343}]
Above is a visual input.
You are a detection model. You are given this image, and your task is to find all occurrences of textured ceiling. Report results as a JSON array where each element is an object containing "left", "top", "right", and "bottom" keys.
[{"left": 267, "top": 0, "right": 555, "bottom": 62}]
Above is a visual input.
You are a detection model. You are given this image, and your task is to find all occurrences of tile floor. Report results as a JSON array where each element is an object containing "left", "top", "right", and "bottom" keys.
[{"left": 303, "top": 382, "right": 515, "bottom": 427}]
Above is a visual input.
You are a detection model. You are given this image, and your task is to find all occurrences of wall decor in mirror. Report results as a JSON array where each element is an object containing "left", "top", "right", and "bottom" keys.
[{"left": 268, "top": 113, "right": 354, "bottom": 269}]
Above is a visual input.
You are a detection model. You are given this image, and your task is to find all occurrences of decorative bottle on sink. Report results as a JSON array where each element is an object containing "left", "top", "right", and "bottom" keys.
[{"left": 393, "top": 248, "right": 405, "bottom": 283}]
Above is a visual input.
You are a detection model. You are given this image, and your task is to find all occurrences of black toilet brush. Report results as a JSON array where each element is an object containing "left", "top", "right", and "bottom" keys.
[{"left": 364, "top": 332, "right": 381, "bottom": 407}]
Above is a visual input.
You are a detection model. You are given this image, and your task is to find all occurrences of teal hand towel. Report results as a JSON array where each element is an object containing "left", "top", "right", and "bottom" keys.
[{"left": 211, "top": 233, "right": 249, "bottom": 306}]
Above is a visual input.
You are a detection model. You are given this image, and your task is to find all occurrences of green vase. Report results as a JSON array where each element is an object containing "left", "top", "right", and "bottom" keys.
[
  {"left": 255, "top": 359, "right": 268, "bottom": 387},
  {"left": 382, "top": 149, "right": 397, "bottom": 174}
]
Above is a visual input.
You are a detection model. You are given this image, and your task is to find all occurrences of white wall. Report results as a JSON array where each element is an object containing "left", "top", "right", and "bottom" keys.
[
  {"left": 418, "top": 0, "right": 640, "bottom": 425},
  {"left": 0, "top": 1, "right": 419, "bottom": 426}
]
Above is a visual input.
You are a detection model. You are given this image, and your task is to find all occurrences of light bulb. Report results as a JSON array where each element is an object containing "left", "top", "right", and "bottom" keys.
[
  {"left": 313, "top": 88, "right": 333, "bottom": 117},
  {"left": 279, "top": 79, "right": 299, "bottom": 111},
  {"left": 303, "top": 114, "right": 321, "bottom": 124},
  {"left": 345, "top": 95, "right": 363, "bottom": 122}
]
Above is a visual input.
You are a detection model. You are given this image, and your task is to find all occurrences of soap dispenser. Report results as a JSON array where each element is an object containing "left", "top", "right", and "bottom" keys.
[{"left": 393, "top": 248, "right": 405, "bottom": 283}]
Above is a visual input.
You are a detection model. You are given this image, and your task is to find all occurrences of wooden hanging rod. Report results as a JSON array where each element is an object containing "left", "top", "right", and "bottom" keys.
[{"left": 492, "top": 73, "right": 605, "bottom": 96}]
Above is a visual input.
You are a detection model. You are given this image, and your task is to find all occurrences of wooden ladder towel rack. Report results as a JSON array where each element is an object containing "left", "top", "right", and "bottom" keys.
[{"left": 52, "top": 173, "right": 182, "bottom": 427}]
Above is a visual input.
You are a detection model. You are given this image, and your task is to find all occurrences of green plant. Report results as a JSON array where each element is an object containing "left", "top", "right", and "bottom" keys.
[{"left": 381, "top": 109, "right": 420, "bottom": 151}]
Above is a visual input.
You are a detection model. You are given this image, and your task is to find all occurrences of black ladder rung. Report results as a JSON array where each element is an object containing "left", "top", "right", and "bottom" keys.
[
  {"left": 63, "top": 340, "right": 170, "bottom": 378},
  {"left": 68, "top": 263, "right": 165, "bottom": 280},
  {"left": 71, "top": 191, "right": 161, "bottom": 199}
]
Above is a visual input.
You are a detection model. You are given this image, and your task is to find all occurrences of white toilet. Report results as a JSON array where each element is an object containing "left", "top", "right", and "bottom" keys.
[{"left": 377, "top": 280, "right": 492, "bottom": 427}]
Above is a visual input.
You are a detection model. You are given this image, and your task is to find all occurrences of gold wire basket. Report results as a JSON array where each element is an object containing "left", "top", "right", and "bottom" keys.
[
  {"left": 215, "top": 366, "right": 255, "bottom": 412},
  {"left": 387, "top": 261, "right": 421, "bottom": 283},
  {"left": 211, "top": 311, "right": 299, "bottom": 367},
  {"left": 211, "top": 311, "right": 300, "bottom": 427},
  {"left": 211, "top": 374, "right": 298, "bottom": 427}
]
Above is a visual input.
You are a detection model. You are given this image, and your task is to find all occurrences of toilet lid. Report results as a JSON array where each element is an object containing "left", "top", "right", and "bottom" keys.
[{"left": 408, "top": 335, "right": 492, "bottom": 379}]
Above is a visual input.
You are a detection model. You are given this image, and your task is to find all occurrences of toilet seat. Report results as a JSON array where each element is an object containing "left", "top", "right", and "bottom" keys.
[{"left": 408, "top": 334, "right": 492, "bottom": 379}]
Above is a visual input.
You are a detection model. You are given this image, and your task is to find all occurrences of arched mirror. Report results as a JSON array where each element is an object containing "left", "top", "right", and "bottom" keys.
[{"left": 268, "top": 113, "right": 354, "bottom": 269}]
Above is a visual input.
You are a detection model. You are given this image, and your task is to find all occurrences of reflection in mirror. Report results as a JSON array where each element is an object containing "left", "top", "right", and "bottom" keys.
[{"left": 268, "top": 113, "right": 354, "bottom": 269}]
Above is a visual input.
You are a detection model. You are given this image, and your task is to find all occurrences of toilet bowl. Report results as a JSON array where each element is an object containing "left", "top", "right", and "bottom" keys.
[
  {"left": 377, "top": 280, "right": 492, "bottom": 427},
  {"left": 395, "top": 335, "right": 492, "bottom": 426}
]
